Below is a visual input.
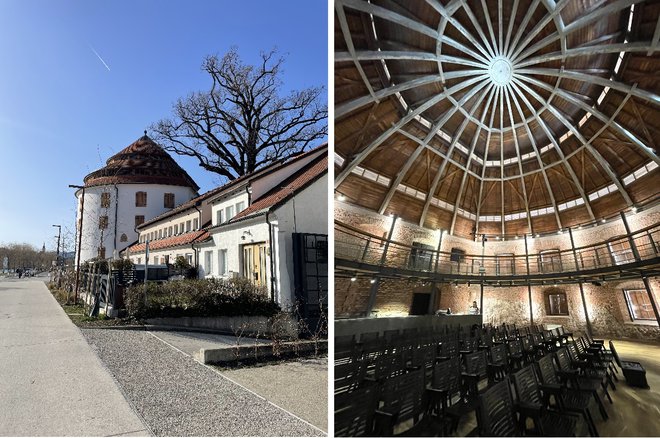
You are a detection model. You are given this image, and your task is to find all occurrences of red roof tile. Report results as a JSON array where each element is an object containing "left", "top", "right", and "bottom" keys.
[
  {"left": 124, "top": 229, "right": 210, "bottom": 254},
  {"left": 230, "top": 154, "right": 327, "bottom": 222}
]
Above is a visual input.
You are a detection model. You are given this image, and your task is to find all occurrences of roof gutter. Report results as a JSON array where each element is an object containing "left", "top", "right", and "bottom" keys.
[{"left": 266, "top": 209, "right": 276, "bottom": 303}]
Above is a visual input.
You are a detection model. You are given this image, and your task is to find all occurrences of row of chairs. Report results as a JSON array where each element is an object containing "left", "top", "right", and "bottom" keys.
[{"left": 335, "top": 323, "right": 620, "bottom": 436}]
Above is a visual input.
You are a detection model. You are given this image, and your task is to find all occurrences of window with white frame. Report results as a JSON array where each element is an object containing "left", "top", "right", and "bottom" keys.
[
  {"left": 216, "top": 209, "right": 224, "bottom": 225},
  {"left": 218, "top": 249, "right": 227, "bottom": 276},
  {"left": 204, "top": 251, "right": 213, "bottom": 275},
  {"left": 193, "top": 218, "right": 199, "bottom": 230},
  {"left": 225, "top": 205, "right": 234, "bottom": 221},
  {"left": 186, "top": 220, "right": 191, "bottom": 232},
  {"left": 235, "top": 201, "right": 245, "bottom": 213}
]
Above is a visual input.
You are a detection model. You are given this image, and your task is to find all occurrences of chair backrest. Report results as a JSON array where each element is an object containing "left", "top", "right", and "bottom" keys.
[
  {"left": 521, "top": 335, "right": 534, "bottom": 352},
  {"left": 440, "top": 338, "right": 459, "bottom": 359},
  {"left": 373, "top": 347, "right": 406, "bottom": 381},
  {"left": 476, "top": 379, "right": 519, "bottom": 436},
  {"left": 566, "top": 342, "right": 581, "bottom": 362},
  {"left": 609, "top": 341, "right": 623, "bottom": 368},
  {"left": 335, "top": 360, "right": 367, "bottom": 395},
  {"left": 432, "top": 356, "right": 461, "bottom": 396},
  {"left": 536, "top": 353, "right": 559, "bottom": 386},
  {"left": 507, "top": 338, "right": 523, "bottom": 356},
  {"left": 532, "top": 333, "right": 544, "bottom": 347},
  {"left": 512, "top": 365, "right": 543, "bottom": 407},
  {"left": 462, "top": 336, "right": 479, "bottom": 353},
  {"left": 555, "top": 347, "right": 572, "bottom": 371},
  {"left": 465, "top": 350, "right": 488, "bottom": 377},
  {"left": 335, "top": 384, "right": 378, "bottom": 437},
  {"left": 380, "top": 369, "right": 426, "bottom": 428},
  {"left": 490, "top": 343, "right": 508, "bottom": 366}
]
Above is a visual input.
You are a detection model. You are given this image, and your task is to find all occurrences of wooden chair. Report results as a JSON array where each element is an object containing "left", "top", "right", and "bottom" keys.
[
  {"left": 535, "top": 354, "right": 604, "bottom": 436},
  {"left": 556, "top": 347, "right": 613, "bottom": 404},
  {"left": 487, "top": 343, "right": 509, "bottom": 384},
  {"left": 511, "top": 365, "right": 582, "bottom": 436},
  {"left": 475, "top": 379, "right": 522, "bottom": 436},
  {"left": 507, "top": 338, "right": 525, "bottom": 371},
  {"left": 374, "top": 369, "right": 430, "bottom": 436},
  {"left": 335, "top": 384, "right": 378, "bottom": 437}
]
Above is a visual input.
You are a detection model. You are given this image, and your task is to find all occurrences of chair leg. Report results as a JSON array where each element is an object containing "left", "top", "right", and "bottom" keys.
[{"left": 584, "top": 408, "right": 599, "bottom": 437}]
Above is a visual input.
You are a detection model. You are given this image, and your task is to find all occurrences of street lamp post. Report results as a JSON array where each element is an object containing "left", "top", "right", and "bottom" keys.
[
  {"left": 52, "top": 224, "right": 61, "bottom": 266},
  {"left": 69, "top": 184, "right": 85, "bottom": 304}
]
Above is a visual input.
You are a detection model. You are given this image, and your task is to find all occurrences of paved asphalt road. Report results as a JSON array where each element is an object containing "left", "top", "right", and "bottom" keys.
[{"left": 0, "top": 277, "right": 149, "bottom": 436}]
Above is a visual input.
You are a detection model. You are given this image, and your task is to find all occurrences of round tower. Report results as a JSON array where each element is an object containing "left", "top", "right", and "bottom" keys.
[{"left": 74, "top": 133, "right": 199, "bottom": 263}]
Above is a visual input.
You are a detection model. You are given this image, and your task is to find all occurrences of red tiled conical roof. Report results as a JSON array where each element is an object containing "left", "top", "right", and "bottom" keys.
[{"left": 83, "top": 133, "right": 199, "bottom": 191}]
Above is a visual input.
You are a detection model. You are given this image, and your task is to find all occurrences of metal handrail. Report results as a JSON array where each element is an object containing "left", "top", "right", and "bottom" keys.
[{"left": 335, "top": 221, "right": 660, "bottom": 278}]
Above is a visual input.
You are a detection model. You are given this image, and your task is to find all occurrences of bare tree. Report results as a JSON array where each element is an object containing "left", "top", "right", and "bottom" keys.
[{"left": 151, "top": 47, "right": 327, "bottom": 181}]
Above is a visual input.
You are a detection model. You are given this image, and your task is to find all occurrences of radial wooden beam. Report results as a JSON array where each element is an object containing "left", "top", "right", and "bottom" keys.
[
  {"left": 340, "top": 0, "right": 491, "bottom": 65},
  {"left": 510, "top": 76, "right": 634, "bottom": 207},
  {"left": 335, "top": 3, "right": 376, "bottom": 100},
  {"left": 424, "top": 0, "right": 494, "bottom": 61},
  {"left": 336, "top": 50, "right": 487, "bottom": 68},
  {"left": 509, "top": 0, "right": 569, "bottom": 63},
  {"left": 474, "top": 88, "right": 500, "bottom": 235},
  {"left": 518, "top": 42, "right": 659, "bottom": 68},
  {"left": 449, "top": 88, "right": 496, "bottom": 234},
  {"left": 648, "top": 15, "right": 660, "bottom": 55},
  {"left": 518, "top": 68, "right": 660, "bottom": 106},
  {"left": 461, "top": 0, "right": 496, "bottom": 58},
  {"left": 507, "top": 83, "right": 563, "bottom": 230},
  {"left": 507, "top": 80, "right": 596, "bottom": 220},
  {"left": 519, "top": 0, "right": 638, "bottom": 61},
  {"left": 503, "top": 86, "right": 548, "bottom": 231},
  {"left": 384, "top": 81, "right": 491, "bottom": 217},
  {"left": 517, "top": 74, "right": 659, "bottom": 163},
  {"left": 335, "top": 74, "right": 488, "bottom": 188},
  {"left": 335, "top": 70, "right": 483, "bottom": 119},
  {"left": 505, "top": 0, "right": 541, "bottom": 58},
  {"left": 503, "top": 0, "right": 520, "bottom": 55}
]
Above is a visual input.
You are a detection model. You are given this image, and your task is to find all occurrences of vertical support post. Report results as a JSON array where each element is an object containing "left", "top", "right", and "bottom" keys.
[
  {"left": 528, "top": 284, "right": 534, "bottom": 325},
  {"left": 578, "top": 282, "right": 593, "bottom": 337},
  {"left": 620, "top": 211, "right": 641, "bottom": 261},
  {"left": 379, "top": 215, "right": 398, "bottom": 267},
  {"left": 524, "top": 235, "right": 533, "bottom": 324},
  {"left": 73, "top": 186, "right": 86, "bottom": 304},
  {"left": 367, "top": 216, "right": 398, "bottom": 316},
  {"left": 642, "top": 276, "right": 660, "bottom": 327},
  {"left": 568, "top": 228, "right": 580, "bottom": 273},
  {"left": 434, "top": 229, "right": 444, "bottom": 274},
  {"left": 479, "top": 282, "right": 484, "bottom": 319},
  {"left": 366, "top": 278, "right": 380, "bottom": 316}
]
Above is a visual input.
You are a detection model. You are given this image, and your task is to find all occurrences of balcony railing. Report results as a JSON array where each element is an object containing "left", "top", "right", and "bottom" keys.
[{"left": 335, "top": 221, "right": 660, "bottom": 279}]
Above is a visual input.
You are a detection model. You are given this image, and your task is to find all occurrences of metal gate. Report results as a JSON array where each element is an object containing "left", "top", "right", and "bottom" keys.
[{"left": 292, "top": 233, "right": 328, "bottom": 336}]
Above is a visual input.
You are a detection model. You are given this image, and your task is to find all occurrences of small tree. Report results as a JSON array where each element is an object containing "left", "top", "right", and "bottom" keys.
[{"left": 151, "top": 47, "right": 327, "bottom": 181}]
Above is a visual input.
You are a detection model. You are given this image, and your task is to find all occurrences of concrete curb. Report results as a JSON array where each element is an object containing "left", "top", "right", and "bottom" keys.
[{"left": 199, "top": 340, "right": 328, "bottom": 364}]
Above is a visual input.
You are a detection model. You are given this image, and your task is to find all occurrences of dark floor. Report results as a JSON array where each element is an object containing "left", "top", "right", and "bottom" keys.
[{"left": 448, "top": 339, "right": 660, "bottom": 437}]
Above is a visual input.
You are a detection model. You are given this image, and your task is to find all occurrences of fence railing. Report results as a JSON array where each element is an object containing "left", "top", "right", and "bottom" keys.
[{"left": 335, "top": 221, "right": 660, "bottom": 278}]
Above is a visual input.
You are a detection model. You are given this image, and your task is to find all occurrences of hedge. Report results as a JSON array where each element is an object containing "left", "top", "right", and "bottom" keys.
[{"left": 124, "top": 277, "right": 279, "bottom": 319}]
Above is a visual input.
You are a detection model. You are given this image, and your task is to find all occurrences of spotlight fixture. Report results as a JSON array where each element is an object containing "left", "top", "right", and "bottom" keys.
[
  {"left": 601, "top": 218, "right": 606, "bottom": 223},
  {"left": 370, "top": 278, "right": 376, "bottom": 284},
  {"left": 591, "top": 281, "right": 602, "bottom": 287},
  {"left": 338, "top": 194, "right": 346, "bottom": 201},
  {"left": 350, "top": 276, "right": 357, "bottom": 282},
  {"left": 631, "top": 206, "right": 637, "bottom": 213},
  {"left": 535, "top": 234, "right": 540, "bottom": 238}
]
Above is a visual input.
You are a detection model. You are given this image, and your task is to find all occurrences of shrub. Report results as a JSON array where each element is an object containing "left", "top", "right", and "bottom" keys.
[{"left": 124, "top": 277, "right": 279, "bottom": 319}]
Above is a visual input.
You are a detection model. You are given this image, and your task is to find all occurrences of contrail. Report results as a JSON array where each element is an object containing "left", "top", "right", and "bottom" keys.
[{"left": 88, "top": 44, "right": 111, "bottom": 71}]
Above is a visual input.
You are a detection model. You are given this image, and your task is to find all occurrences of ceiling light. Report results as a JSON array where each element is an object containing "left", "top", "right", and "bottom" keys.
[
  {"left": 337, "top": 194, "right": 346, "bottom": 201},
  {"left": 370, "top": 278, "right": 376, "bottom": 284},
  {"left": 350, "top": 277, "right": 357, "bottom": 282}
]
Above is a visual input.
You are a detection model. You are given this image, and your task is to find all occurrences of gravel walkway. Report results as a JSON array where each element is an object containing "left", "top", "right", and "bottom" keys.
[{"left": 81, "top": 329, "right": 323, "bottom": 437}]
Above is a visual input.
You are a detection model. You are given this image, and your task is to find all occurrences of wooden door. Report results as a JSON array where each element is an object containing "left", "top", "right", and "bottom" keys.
[{"left": 243, "top": 243, "right": 267, "bottom": 287}]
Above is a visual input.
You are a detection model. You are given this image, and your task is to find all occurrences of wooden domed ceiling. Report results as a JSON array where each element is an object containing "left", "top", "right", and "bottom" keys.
[{"left": 335, "top": 0, "right": 660, "bottom": 238}]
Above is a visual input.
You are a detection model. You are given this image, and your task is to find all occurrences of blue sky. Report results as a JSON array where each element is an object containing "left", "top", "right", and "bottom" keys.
[{"left": 0, "top": 0, "right": 328, "bottom": 250}]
